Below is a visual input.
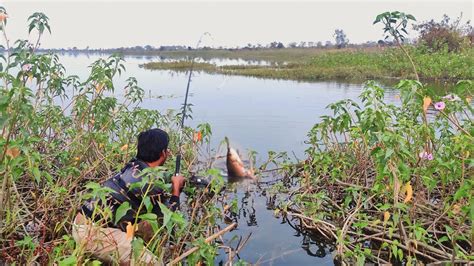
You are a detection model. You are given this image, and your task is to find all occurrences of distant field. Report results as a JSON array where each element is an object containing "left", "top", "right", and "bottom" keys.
[{"left": 142, "top": 47, "right": 474, "bottom": 82}]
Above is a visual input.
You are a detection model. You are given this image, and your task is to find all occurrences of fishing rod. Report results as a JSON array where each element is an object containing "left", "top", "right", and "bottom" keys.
[{"left": 175, "top": 32, "right": 210, "bottom": 176}]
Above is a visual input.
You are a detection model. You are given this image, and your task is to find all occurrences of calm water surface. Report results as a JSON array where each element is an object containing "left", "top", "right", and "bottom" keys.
[{"left": 60, "top": 54, "right": 400, "bottom": 265}]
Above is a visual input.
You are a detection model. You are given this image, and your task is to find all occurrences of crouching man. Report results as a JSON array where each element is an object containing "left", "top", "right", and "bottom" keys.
[{"left": 73, "top": 128, "right": 185, "bottom": 265}]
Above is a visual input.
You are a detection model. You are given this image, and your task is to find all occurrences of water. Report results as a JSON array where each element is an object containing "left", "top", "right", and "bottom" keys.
[{"left": 58, "top": 54, "right": 400, "bottom": 265}]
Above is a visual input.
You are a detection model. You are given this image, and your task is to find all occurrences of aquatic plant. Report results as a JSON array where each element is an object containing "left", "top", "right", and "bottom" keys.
[
  {"left": 277, "top": 79, "right": 472, "bottom": 264},
  {"left": 0, "top": 8, "right": 238, "bottom": 265},
  {"left": 143, "top": 47, "right": 474, "bottom": 82}
]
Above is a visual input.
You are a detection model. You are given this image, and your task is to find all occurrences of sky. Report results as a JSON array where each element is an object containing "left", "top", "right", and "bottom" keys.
[{"left": 0, "top": 0, "right": 472, "bottom": 49}]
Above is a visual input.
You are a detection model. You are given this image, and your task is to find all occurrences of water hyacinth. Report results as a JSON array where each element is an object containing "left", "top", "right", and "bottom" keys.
[{"left": 433, "top": 101, "right": 445, "bottom": 110}]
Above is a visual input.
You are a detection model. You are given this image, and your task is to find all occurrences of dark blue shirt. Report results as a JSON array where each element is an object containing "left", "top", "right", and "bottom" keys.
[{"left": 81, "top": 158, "right": 179, "bottom": 231}]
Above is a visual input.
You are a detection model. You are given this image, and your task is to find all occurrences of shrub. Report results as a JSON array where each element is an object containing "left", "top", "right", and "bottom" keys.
[{"left": 414, "top": 14, "right": 473, "bottom": 52}]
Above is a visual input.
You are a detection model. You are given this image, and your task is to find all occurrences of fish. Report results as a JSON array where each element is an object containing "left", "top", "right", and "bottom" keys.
[{"left": 225, "top": 137, "right": 256, "bottom": 179}]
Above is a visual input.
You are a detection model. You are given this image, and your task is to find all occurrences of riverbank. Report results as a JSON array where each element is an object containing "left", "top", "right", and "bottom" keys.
[
  {"left": 273, "top": 80, "right": 473, "bottom": 264},
  {"left": 142, "top": 47, "right": 473, "bottom": 82}
]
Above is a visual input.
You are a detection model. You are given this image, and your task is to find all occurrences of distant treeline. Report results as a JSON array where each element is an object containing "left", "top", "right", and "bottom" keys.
[{"left": 0, "top": 40, "right": 397, "bottom": 55}]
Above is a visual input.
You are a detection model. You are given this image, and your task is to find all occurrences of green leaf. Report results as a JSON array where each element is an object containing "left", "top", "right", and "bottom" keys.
[
  {"left": 59, "top": 256, "right": 77, "bottom": 266},
  {"left": 438, "top": 236, "right": 449, "bottom": 243},
  {"left": 391, "top": 244, "right": 398, "bottom": 258},
  {"left": 384, "top": 148, "right": 394, "bottom": 159},
  {"left": 454, "top": 183, "right": 470, "bottom": 201},
  {"left": 159, "top": 202, "right": 172, "bottom": 227},
  {"left": 114, "top": 202, "right": 131, "bottom": 224},
  {"left": 138, "top": 213, "right": 157, "bottom": 221},
  {"left": 28, "top": 24, "right": 35, "bottom": 34},
  {"left": 131, "top": 238, "right": 145, "bottom": 260},
  {"left": 32, "top": 167, "right": 41, "bottom": 183},
  {"left": 143, "top": 196, "right": 152, "bottom": 213},
  {"left": 85, "top": 182, "right": 101, "bottom": 190},
  {"left": 397, "top": 248, "right": 403, "bottom": 260}
]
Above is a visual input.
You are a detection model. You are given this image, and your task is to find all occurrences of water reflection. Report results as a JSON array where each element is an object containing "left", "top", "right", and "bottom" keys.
[
  {"left": 219, "top": 172, "right": 335, "bottom": 265},
  {"left": 285, "top": 216, "right": 335, "bottom": 258}
]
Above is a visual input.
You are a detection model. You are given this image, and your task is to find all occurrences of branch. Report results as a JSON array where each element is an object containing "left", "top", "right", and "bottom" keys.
[{"left": 167, "top": 222, "right": 237, "bottom": 265}]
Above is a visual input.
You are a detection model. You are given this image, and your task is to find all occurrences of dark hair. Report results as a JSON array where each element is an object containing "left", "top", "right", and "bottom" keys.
[{"left": 136, "top": 128, "right": 169, "bottom": 162}]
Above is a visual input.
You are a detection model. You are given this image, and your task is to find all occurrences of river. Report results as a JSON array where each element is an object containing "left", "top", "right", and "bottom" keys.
[{"left": 59, "top": 53, "right": 401, "bottom": 265}]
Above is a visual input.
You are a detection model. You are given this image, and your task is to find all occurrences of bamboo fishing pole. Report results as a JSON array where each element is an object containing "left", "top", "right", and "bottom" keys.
[{"left": 174, "top": 32, "right": 210, "bottom": 176}]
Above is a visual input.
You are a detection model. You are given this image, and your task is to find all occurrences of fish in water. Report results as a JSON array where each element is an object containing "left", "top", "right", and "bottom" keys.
[{"left": 225, "top": 137, "right": 255, "bottom": 179}]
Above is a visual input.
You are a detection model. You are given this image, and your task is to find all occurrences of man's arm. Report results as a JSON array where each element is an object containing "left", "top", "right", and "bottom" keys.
[{"left": 169, "top": 175, "right": 185, "bottom": 211}]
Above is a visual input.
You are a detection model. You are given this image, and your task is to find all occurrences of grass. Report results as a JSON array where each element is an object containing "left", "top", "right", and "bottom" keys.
[
  {"left": 142, "top": 47, "right": 474, "bottom": 82},
  {"left": 140, "top": 61, "right": 218, "bottom": 72}
]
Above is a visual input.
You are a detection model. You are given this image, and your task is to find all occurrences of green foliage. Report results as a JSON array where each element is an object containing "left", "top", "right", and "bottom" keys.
[
  {"left": 144, "top": 47, "right": 474, "bottom": 82},
  {"left": 187, "top": 237, "right": 218, "bottom": 265},
  {"left": 0, "top": 8, "right": 231, "bottom": 265},
  {"left": 292, "top": 79, "right": 473, "bottom": 263},
  {"left": 28, "top": 12, "right": 51, "bottom": 34},
  {"left": 373, "top": 11, "right": 416, "bottom": 42}
]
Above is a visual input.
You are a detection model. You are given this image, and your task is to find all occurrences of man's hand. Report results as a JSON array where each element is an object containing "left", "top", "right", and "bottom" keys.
[{"left": 171, "top": 175, "right": 185, "bottom": 196}]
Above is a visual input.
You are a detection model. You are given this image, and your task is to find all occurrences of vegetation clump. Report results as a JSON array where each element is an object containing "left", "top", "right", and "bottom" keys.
[
  {"left": 0, "top": 8, "right": 235, "bottom": 265},
  {"left": 414, "top": 13, "right": 473, "bottom": 53},
  {"left": 143, "top": 47, "right": 473, "bottom": 82},
  {"left": 276, "top": 79, "right": 473, "bottom": 264},
  {"left": 141, "top": 60, "right": 218, "bottom": 73},
  {"left": 271, "top": 11, "right": 474, "bottom": 265}
]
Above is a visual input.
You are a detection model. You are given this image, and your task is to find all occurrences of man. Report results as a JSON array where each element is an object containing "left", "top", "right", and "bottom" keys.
[{"left": 73, "top": 128, "right": 185, "bottom": 265}]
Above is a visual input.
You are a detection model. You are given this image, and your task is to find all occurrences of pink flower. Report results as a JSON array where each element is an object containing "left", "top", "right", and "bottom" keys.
[
  {"left": 419, "top": 151, "right": 428, "bottom": 159},
  {"left": 419, "top": 151, "right": 433, "bottom": 160},
  {"left": 434, "top": 101, "right": 445, "bottom": 110}
]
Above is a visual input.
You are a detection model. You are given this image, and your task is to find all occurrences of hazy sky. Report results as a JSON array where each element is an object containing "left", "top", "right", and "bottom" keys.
[{"left": 1, "top": 0, "right": 472, "bottom": 48}]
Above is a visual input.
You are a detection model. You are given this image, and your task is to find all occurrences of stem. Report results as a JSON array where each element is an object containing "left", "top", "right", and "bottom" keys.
[
  {"left": 33, "top": 32, "right": 42, "bottom": 52},
  {"left": 395, "top": 37, "right": 419, "bottom": 81},
  {"left": 1, "top": 20, "right": 10, "bottom": 90}
]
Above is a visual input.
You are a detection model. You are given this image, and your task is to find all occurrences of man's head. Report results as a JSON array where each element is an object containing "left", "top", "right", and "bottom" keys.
[{"left": 136, "top": 128, "right": 169, "bottom": 166}]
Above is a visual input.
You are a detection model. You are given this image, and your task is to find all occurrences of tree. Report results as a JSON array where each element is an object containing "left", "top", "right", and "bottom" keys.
[
  {"left": 269, "top": 41, "right": 285, "bottom": 49},
  {"left": 334, "top": 29, "right": 349, "bottom": 48},
  {"left": 413, "top": 14, "right": 472, "bottom": 52}
]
